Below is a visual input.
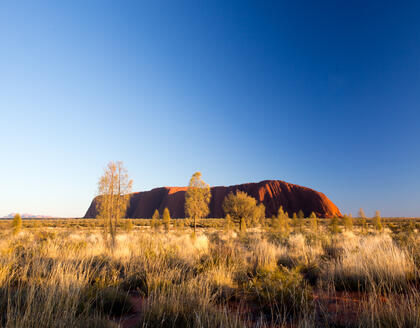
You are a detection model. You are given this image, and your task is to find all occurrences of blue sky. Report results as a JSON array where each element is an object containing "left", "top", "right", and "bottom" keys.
[{"left": 1, "top": 1, "right": 419, "bottom": 217}]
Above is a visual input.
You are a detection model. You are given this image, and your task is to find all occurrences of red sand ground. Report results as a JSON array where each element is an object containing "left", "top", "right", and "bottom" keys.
[{"left": 112, "top": 290, "right": 379, "bottom": 328}]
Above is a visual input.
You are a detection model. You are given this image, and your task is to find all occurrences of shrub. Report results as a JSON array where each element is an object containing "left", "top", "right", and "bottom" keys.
[
  {"left": 309, "top": 212, "right": 318, "bottom": 233},
  {"left": 124, "top": 219, "right": 133, "bottom": 232},
  {"left": 373, "top": 210, "right": 383, "bottom": 231},
  {"left": 342, "top": 214, "right": 353, "bottom": 231},
  {"left": 272, "top": 206, "right": 290, "bottom": 236},
  {"left": 329, "top": 217, "right": 341, "bottom": 234},
  {"left": 225, "top": 214, "right": 234, "bottom": 233},
  {"left": 12, "top": 213, "right": 22, "bottom": 235},
  {"left": 245, "top": 266, "right": 312, "bottom": 320},
  {"left": 162, "top": 208, "right": 171, "bottom": 232},
  {"left": 151, "top": 209, "right": 160, "bottom": 229}
]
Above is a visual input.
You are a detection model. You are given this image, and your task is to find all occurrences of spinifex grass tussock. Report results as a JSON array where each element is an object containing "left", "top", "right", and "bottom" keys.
[{"left": 326, "top": 232, "right": 416, "bottom": 292}]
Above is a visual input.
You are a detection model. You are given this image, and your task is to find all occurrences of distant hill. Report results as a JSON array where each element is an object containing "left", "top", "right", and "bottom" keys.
[
  {"left": 85, "top": 180, "right": 342, "bottom": 219},
  {"left": 1, "top": 213, "right": 54, "bottom": 219}
]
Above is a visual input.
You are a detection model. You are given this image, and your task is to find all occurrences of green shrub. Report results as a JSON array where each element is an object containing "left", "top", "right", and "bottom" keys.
[{"left": 245, "top": 266, "right": 312, "bottom": 319}]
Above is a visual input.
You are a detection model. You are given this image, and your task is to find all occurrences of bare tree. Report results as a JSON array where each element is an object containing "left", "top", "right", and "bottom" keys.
[{"left": 96, "top": 161, "right": 132, "bottom": 248}]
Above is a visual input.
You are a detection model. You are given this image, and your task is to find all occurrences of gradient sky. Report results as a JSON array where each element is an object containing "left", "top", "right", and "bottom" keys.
[{"left": 1, "top": 1, "right": 419, "bottom": 217}]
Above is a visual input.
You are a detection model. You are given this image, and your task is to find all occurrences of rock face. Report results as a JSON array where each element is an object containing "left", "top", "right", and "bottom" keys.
[{"left": 84, "top": 180, "right": 341, "bottom": 219}]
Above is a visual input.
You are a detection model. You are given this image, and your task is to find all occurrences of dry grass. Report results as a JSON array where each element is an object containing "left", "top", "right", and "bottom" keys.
[{"left": 0, "top": 220, "right": 419, "bottom": 327}]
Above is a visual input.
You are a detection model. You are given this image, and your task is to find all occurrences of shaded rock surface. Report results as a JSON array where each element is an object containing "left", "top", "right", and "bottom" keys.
[{"left": 84, "top": 180, "right": 341, "bottom": 219}]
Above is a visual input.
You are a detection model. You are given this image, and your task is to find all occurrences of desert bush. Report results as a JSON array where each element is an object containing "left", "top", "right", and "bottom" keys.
[
  {"left": 12, "top": 213, "right": 22, "bottom": 235},
  {"left": 328, "top": 216, "right": 341, "bottom": 234},
  {"left": 124, "top": 219, "right": 133, "bottom": 232},
  {"left": 151, "top": 209, "right": 160, "bottom": 229},
  {"left": 373, "top": 210, "right": 383, "bottom": 231},
  {"left": 342, "top": 214, "right": 353, "bottom": 231},
  {"left": 162, "top": 208, "right": 171, "bottom": 232},
  {"left": 245, "top": 266, "right": 313, "bottom": 320}
]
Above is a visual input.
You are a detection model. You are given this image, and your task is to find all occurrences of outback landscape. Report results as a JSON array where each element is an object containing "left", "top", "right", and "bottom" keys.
[
  {"left": 1, "top": 165, "right": 420, "bottom": 327},
  {"left": 2, "top": 1, "right": 420, "bottom": 327}
]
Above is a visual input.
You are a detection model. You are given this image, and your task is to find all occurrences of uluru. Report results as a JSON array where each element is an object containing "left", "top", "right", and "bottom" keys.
[{"left": 84, "top": 180, "right": 341, "bottom": 219}]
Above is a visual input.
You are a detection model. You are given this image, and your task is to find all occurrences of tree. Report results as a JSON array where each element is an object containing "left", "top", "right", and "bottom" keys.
[
  {"left": 162, "top": 207, "right": 171, "bottom": 232},
  {"left": 291, "top": 212, "right": 299, "bottom": 231},
  {"left": 96, "top": 161, "right": 132, "bottom": 248},
  {"left": 273, "top": 206, "right": 290, "bottom": 235},
  {"left": 255, "top": 203, "right": 266, "bottom": 227},
  {"left": 329, "top": 216, "right": 340, "bottom": 234},
  {"left": 12, "top": 213, "right": 22, "bottom": 235},
  {"left": 359, "top": 208, "right": 367, "bottom": 233},
  {"left": 151, "top": 209, "right": 160, "bottom": 229},
  {"left": 225, "top": 214, "right": 234, "bottom": 233},
  {"left": 223, "top": 191, "right": 261, "bottom": 232},
  {"left": 298, "top": 210, "right": 305, "bottom": 219},
  {"left": 373, "top": 210, "right": 382, "bottom": 231},
  {"left": 185, "top": 172, "right": 211, "bottom": 235},
  {"left": 343, "top": 214, "right": 353, "bottom": 231},
  {"left": 309, "top": 212, "right": 318, "bottom": 232}
]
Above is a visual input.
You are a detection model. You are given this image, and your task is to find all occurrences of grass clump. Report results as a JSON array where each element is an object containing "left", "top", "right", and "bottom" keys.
[
  {"left": 139, "top": 282, "right": 244, "bottom": 328},
  {"left": 244, "top": 266, "right": 313, "bottom": 320},
  {"left": 328, "top": 234, "right": 415, "bottom": 292}
]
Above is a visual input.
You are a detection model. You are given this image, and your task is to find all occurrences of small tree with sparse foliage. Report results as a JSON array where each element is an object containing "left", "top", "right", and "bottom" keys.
[
  {"left": 329, "top": 216, "right": 340, "bottom": 234},
  {"left": 96, "top": 161, "right": 132, "bottom": 249},
  {"left": 310, "top": 212, "right": 318, "bottom": 233},
  {"left": 358, "top": 208, "right": 367, "bottom": 233},
  {"left": 185, "top": 172, "right": 211, "bottom": 236},
  {"left": 255, "top": 203, "right": 266, "bottom": 227},
  {"left": 225, "top": 214, "right": 234, "bottom": 233},
  {"left": 12, "top": 213, "right": 22, "bottom": 235},
  {"left": 273, "top": 206, "right": 290, "bottom": 235},
  {"left": 291, "top": 212, "right": 299, "bottom": 230},
  {"left": 373, "top": 210, "right": 382, "bottom": 231},
  {"left": 151, "top": 209, "right": 160, "bottom": 229},
  {"left": 298, "top": 210, "right": 305, "bottom": 219},
  {"left": 342, "top": 214, "right": 353, "bottom": 231},
  {"left": 162, "top": 208, "right": 171, "bottom": 232}
]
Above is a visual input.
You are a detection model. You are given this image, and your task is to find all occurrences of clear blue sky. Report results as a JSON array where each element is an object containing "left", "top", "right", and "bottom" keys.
[{"left": 1, "top": 1, "right": 419, "bottom": 217}]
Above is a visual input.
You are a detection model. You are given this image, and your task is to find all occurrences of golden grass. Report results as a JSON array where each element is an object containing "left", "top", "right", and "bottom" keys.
[{"left": 0, "top": 220, "right": 419, "bottom": 327}]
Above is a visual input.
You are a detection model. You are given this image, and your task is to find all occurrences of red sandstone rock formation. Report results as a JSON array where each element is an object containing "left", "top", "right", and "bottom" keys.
[{"left": 84, "top": 180, "right": 341, "bottom": 219}]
